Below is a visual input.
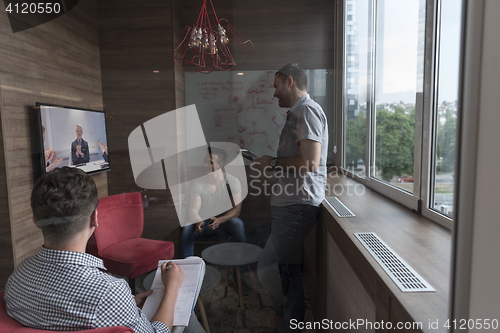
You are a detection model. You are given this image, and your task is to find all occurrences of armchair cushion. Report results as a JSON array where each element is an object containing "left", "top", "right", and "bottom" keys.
[
  {"left": 93, "top": 193, "right": 144, "bottom": 251},
  {"left": 87, "top": 192, "right": 175, "bottom": 280},
  {"left": 99, "top": 237, "right": 174, "bottom": 278}
]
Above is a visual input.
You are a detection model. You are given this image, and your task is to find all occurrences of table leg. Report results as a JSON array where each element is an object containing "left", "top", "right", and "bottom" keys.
[
  {"left": 247, "top": 264, "right": 264, "bottom": 307},
  {"left": 206, "top": 288, "right": 215, "bottom": 313},
  {"left": 236, "top": 268, "right": 245, "bottom": 310},
  {"left": 225, "top": 266, "right": 230, "bottom": 298},
  {"left": 247, "top": 264, "right": 260, "bottom": 290},
  {"left": 197, "top": 298, "right": 211, "bottom": 333}
]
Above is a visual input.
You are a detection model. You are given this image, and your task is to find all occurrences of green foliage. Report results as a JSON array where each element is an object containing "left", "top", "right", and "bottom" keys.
[
  {"left": 345, "top": 103, "right": 456, "bottom": 181},
  {"left": 374, "top": 106, "right": 415, "bottom": 181},
  {"left": 345, "top": 111, "right": 366, "bottom": 168},
  {"left": 436, "top": 109, "right": 456, "bottom": 173}
]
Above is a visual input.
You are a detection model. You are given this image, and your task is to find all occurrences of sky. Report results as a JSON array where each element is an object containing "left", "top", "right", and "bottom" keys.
[{"left": 351, "top": 0, "right": 462, "bottom": 105}]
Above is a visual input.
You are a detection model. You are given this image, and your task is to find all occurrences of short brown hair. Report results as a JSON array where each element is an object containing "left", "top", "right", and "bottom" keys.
[
  {"left": 276, "top": 63, "right": 308, "bottom": 91},
  {"left": 31, "top": 167, "right": 98, "bottom": 243},
  {"left": 208, "top": 146, "right": 227, "bottom": 165}
]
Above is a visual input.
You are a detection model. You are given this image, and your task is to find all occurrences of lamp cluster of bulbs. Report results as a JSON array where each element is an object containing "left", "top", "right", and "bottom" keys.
[
  {"left": 188, "top": 23, "right": 229, "bottom": 55},
  {"left": 172, "top": 0, "right": 253, "bottom": 73}
]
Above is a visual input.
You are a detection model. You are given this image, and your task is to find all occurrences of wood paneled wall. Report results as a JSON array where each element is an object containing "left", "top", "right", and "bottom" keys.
[
  {"left": 99, "top": 0, "right": 179, "bottom": 194},
  {"left": 98, "top": 0, "right": 184, "bottom": 243},
  {"left": 180, "top": 0, "right": 335, "bottom": 70},
  {"left": 0, "top": 0, "right": 105, "bottom": 289}
]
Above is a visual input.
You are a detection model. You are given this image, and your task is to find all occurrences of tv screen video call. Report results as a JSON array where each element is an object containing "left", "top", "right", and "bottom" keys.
[{"left": 37, "top": 103, "right": 110, "bottom": 175}]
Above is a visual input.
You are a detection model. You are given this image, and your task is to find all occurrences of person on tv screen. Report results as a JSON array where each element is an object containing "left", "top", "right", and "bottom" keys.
[
  {"left": 98, "top": 141, "right": 109, "bottom": 163},
  {"left": 42, "top": 125, "right": 63, "bottom": 172},
  {"left": 71, "top": 124, "right": 90, "bottom": 165}
]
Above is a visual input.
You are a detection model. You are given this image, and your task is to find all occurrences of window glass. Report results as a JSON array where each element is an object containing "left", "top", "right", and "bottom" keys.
[
  {"left": 343, "top": 0, "right": 369, "bottom": 175},
  {"left": 371, "top": 0, "right": 426, "bottom": 193},
  {"left": 431, "top": 0, "right": 462, "bottom": 217}
]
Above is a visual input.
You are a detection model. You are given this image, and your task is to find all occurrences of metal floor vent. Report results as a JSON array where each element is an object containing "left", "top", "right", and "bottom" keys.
[
  {"left": 324, "top": 197, "right": 356, "bottom": 217},
  {"left": 354, "top": 232, "right": 435, "bottom": 293}
]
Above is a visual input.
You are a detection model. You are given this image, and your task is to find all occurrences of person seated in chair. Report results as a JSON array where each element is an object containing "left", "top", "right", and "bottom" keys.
[
  {"left": 4, "top": 167, "right": 205, "bottom": 333},
  {"left": 180, "top": 147, "right": 246, "bottom": 258}
]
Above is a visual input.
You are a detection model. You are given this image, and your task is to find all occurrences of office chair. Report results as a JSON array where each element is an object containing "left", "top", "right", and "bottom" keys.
[{"left": 86, "top": 192, "right": 175, "bottom": 293}]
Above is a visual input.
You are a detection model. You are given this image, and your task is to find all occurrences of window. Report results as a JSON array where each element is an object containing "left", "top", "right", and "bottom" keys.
[
  {"left": 342, "top": 0, "right": 462, "bottom": 227},
  {"left": 371, "top": 0, "right": 424, "bottom": 194},
  {"left": 344, "top": 0, "right": 368, "bottom": 174},
  {"left": 429, "top": 0, "right": 461, "bottom": 219}
]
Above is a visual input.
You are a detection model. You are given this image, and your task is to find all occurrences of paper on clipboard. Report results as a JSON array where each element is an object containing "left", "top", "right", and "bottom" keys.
[{"left": 142, "top": 257, "right": 205, "bottom": 326}]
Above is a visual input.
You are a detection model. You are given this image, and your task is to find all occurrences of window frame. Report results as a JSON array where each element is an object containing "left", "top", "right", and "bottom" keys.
[{"left": 338, "top": 0, "right": 457, "bottom": 229}]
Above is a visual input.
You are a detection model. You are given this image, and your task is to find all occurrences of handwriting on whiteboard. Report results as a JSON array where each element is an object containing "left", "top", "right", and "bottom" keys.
[
  {"left": 187, "top": 70, "right": 285, "bottom": 157},
  {"left": 186, "top": 69, "right": 332, "bottom": 158}
]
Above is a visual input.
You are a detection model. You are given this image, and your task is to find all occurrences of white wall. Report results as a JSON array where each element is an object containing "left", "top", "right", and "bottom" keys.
[
  {"left": 452, "top": 0, "right": 500, "bottom": 330},
  {"left": 468, "top": 0, "right": 500, "bottom": 326}
]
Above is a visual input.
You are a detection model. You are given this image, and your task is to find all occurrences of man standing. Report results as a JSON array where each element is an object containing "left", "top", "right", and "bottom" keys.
[
  {"left": 5, "top": 167, "right": 205, "bottom": 333},
  {"left": 71, "top": 124, "right": 90, "bottom": 164},
  {"left": 180, "top": 147, "right": 246, "bottom": 258},
  {"left": 253, "top": 64, "right": 328, "bottom": 333}
]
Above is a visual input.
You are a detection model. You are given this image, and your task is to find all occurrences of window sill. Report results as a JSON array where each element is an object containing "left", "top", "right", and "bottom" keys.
[{"left": 320, "top": 175, "right": 451, "bottom": 332}]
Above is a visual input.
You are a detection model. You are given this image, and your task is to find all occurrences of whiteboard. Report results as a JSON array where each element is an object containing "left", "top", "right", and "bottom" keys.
[{"left": 185, "top": 69, "right": 334, "bottom": 158}]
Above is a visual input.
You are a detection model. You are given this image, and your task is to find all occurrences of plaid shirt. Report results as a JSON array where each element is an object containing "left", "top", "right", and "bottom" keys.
[{"left": 5, "top": 247, "right": 170, "bottom": 333}]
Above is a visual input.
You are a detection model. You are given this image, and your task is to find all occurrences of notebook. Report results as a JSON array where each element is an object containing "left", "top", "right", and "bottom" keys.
[{"left": 142, "top": 257, "right": 205, "bottom": 326}]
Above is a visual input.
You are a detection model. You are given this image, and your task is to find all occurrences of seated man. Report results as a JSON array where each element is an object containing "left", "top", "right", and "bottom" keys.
[
  {"left": 5, "top": 167, "right": 204, "bottom": 333},
  {"left": 180, "top": 147, "right": 246, "bottom": 258}
]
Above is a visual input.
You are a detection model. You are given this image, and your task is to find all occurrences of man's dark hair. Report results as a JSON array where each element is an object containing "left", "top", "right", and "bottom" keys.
[
  {"left": 208, "top": 146, "right": 227, "bottom": 165},
  {"left": 276, "top": 63, "right": 308, "bottom": 91},
  {"left": 31, "top": 167, "right": 98, "bottom": 243}
]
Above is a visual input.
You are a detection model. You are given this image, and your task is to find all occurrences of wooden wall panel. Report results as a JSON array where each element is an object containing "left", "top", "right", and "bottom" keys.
[
  {"left": 180, "top": 0, "right": 335, "bottom": 70},
  {"left": 0, "top": 0, "right": 105, "bottom": 289},
  {"left": 98, "top": 0, "right": 182, "bottom": 239},
  {"left": 0, "top": 83, "right": 13, "bottom": 289},
  {"left": 172, "top": 0, "right": 185, "bottom": 109}
]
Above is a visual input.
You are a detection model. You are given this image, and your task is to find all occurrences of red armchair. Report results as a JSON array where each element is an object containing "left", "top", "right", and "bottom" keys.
[
  {"left": 86, "top": 192, "right": 174, "bottom": 293},
  {"left": 0, "top": 291, "right": 133, "bottom": 333}
]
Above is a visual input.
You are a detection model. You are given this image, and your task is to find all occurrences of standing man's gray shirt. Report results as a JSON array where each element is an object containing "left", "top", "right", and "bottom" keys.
[{"left": 271, "top": 94, "right": 328, "bottom": 207}]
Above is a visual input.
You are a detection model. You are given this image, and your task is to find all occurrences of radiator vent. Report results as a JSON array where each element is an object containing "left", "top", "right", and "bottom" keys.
[
  {"left": 324, "top": 197, "right": 356, "bottom": 217},
  {"left": 354, "top": 232, "right": 435, "bottom": 293}
]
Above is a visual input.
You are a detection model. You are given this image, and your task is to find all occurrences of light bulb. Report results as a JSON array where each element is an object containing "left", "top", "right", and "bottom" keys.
[
  {"left": 188, "top": 26, "right": 197, "bottom": 48},
  {"left": 193, "top": 28, "right": 202, "bottom": 47},
  {"left": 217, "top": 24, "right": 226, "bottom": 36}
]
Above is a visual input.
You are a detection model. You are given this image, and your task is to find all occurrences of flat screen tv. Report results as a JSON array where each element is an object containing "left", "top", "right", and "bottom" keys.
[{"left": 36, "top": 103, "right": 110, "bottom": 175}]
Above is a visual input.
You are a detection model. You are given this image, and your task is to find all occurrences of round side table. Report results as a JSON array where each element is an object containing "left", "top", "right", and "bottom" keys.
[{"left": 201, "top": 242, "right": 263, "bottom": 328}]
